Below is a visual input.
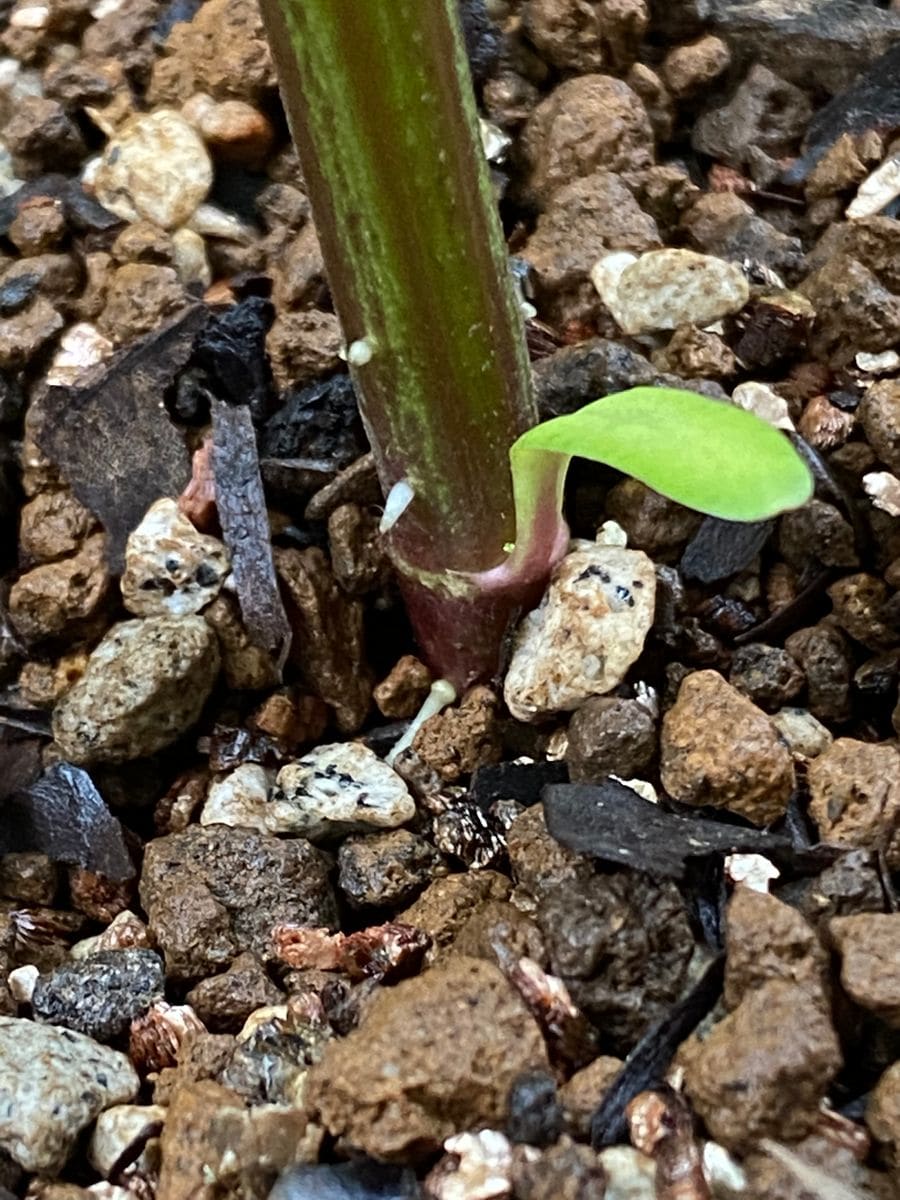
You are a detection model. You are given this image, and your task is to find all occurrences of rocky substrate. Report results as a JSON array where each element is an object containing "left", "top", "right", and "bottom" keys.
[{"left": 0, "top": 0, "right": 900, "bottom": 1197}]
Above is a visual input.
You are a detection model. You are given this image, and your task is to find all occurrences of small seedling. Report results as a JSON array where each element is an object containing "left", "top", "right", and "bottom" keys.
[
  {"left": 489, "top": 385, "right": 813, "bottom": 586},
  {"left": 422, "top": 382, "right": 811, "bottom": 678},
  {"left": 260, "top": 0, "right": 813, "bottom": 690}
]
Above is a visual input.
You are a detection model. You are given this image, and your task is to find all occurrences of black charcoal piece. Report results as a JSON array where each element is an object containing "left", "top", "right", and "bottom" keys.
[
  {"left": 4, "top": 762, "right": 133, "bottom": 880},
  {"left": 681, "top": 517, "right": 773, "bottom": 584},
  {"left": 37, "top": 307, "right": 205, "bottom": 570},
  {"left": 270, "top": 1162, "right": 420, "bottom": 1200},
  {"left": 262, "top": 373, "right": 367, "bottom": 470},
  {"left": 542, "top": 779, "right": 794, "bottom": 880},
  {"left": 470, "top": 759, "right": 568, "bottom": 810},
  {"left": 590, "top": 955, "right": 725, "bottom": 1149},
  {"left": 194, "top": 295, "right": 274, "bottom": 422},
  {"left": 791, "top": 43, "right": 900, "bottom": 180},
  {"left": 212, "top": 397, "right": 291, "bottom": 670}
]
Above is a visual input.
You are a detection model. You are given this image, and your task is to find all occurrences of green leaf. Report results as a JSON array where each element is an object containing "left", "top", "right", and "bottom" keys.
[{"left": 511, "top": 387, "right": 813, "bottom": 523}]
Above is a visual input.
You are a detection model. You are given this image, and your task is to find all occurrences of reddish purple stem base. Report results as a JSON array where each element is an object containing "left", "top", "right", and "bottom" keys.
[{"left": 400, "top": 516, "right": 570, "bottom": 690}]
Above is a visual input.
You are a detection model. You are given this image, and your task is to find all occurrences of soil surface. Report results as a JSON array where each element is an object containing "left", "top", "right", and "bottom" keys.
[{"left": 0, "top": 0, "right": 899, "bottom": 1198}]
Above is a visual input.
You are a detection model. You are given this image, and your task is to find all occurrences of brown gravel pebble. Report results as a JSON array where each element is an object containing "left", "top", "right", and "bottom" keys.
[
  {"left": 306, "top": 955, "right": 550, "bottom": 1162},
  {"left": 249, "top": 689, "right": 328, "bottom": 749},
  {"left": 827, "top": 572, "right": 899, "bottom": 651},
  {"left": 204, "top": 594, "right": 281, "bottom": 692},
  {"left": 1, "top": 256, "right": 81, "bottom": 321},
  {"left": 451, "top": 899, "right": 546, "bottom": 968},
  {"left": 604, "top": 478, "right": 702, "bottom": 558},
  {"left": 412, "top": 686, "right": 502, "bottom": 784},
  {"left": 8, "top": 196, "right": 67, "bottom": 256},
  {"left": 807, "top": 217, "right": 900, "bottom": 296},
  {"left": 522, "top": 170, "right": 660, "bottom": 326},
  {"left": 0, "top": 854, "right": 58, "bottom": 906},
  {"left": 268, "top": 221, "right": 325, "bottom": 310},
  {"left": 536, "top": 872, "right": 694, "bottom": 1052},
  {"left": 398, "top": 871, "right": 512, "bottom": 960},
  {"left": 661, "top": 670, "right": 795, "bottom": 826},
  {"left": 111, "top": 222, "right": 176, "bottom": 267},
  {"left": 805, "top": 133, "right": 871, "bottom": 202},
  {"left": 860, "top": 378, "right": 900, "bottom": 473},
  {"left": 373, "top": 655, "right": 432, "bottom": 720},
  {"left": 337, "top": 830, "right": 444, "bottom": 910},
  {"left": 807, "top": 738, "right": 900, "bottom": 867},
  {"left": 743, "top": 1132, "right": 884, "bottom": 1200},
  {"left": 152, "top": 1029, "right": 235, "bottom": 1103},
  {"left": 522, "top": 0, "right": 648, "bottom": 73},
  {"left": 728, "top": 642, "right": 806, "bottom": 712},
  {"left": 867, "top": 1061, "right": 900, "bottom": 1176},
  {"left": 9, "top": 533, "right": 111, "bottom": 643},
  {"left": 692, "top": 64, "right": 812, "bottom": 169},
  {"left": 800, "top": 254, "right": 900, "bottom": 365},
  {"left": 156, "top": 1079, "right": 319, "bottom": 1200},
  {"left": 724, "top": 887, "right": 829, "bottom": 1009},
  {"left": 784, "top": 623, "right": 853, "bottom": 723},
  {"left": 650, "top": 322, "right": 737, "bottom": 378},
  {"left": 265, "top": 309, "right": 342, "bottom": 391},
  {"left": 681, "top": 981, "right": 842, "bottom": 1152},
  {"left": 0, "top": 295, "right": 64, "bottom": 370},
  {"left": 565, "top": 695, "right": 657, "bottom": 783},
  {"left": 829, "top": 914, "right": 900, "bottom": 1027},
  {"left": 783, "top": 849, "right": 886, "bottom": 929},
  {"left": 67, "top": 868, "right": 133, "bottom": 923},
  {"left": 275, "top": 545, "right": 372, "bottom": 733},
  {"left": 98, "top": 264, "right": 189, "bottom": 346},
  {"left": 558, "top": 1056, "right": 623, "bottom": 1139},
  {"left": 506, "top": 803, "right": 592, "bottom": 901},
  {"left": 148, "top": 0, "right": 276, "bottom": 105},
  {"left": 625, "top": 63, "right": 675, "bottom": 144},
  {"left": 521, "top": 74, "right": 654, "bottom": 203},
  {"left": 18, "top": 489, "right": 97, "bottom": 565},
  {"left": 185, "top": 952, "right": 283, "bottom": 1034},
  {"left": 140, "top": 825, "right": 337, "bottom": 980},
  {"left": 2, "top": 96, "right": 85, "bottom": 176},
  {"left": 18, "top": 654, "right": 87, "bottom": 709},
  {"left": 81, "top": 0, "right": 158, "bottom": 81},
  {"left": 778, "top": 498, "right": 859, "bottom": 570},
  {"left": 326, "top": 502, "right": 389, "bottom": 596},
  {"left": 662, "top": 34, "right": 730, "bottom": 98},
  {"left": 511, "top": 1138, "right": 607, "bottom": 1199},
  {"left": 185, "top": 94, "right": 274, "bottom": 167}
]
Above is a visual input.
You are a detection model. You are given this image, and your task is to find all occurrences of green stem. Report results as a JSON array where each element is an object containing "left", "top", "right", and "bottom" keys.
[
  {"left": 259, "top": 0, "right": 568, "bottom": 686},
  {"left": 259, "top": 0, "right": 536, "bottom": 579}
]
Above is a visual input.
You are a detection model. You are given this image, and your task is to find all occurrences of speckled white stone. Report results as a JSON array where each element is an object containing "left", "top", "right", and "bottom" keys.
[
  {"left": 597, "top": 1146, "right": 657, "bottom": 1200},
  {"left": 504, "top": 542, "right": 656, "bottom": 722},
  {"left": 864, "top": 470, "right": 900, "bottom": 517},
  {"left": 731, "top": 381, "right": 794, "bottom": 431},
  {"left": 94, "top": 109, "right": 212, "bottom": 230},
  {"left": 121, "top": 499, "right": 229, "bottom": 618},
  {"left": 847, "top": 155, "right": 900, "bottom": 220},
  {"left": 0, "top": 1017, "right": 138, "bottom": 1172},
  {"left": 200, "top": 763, "right": 275, "bottom": 833},
  {"left": 771, "top": 707, "right": 833, "bottom": 759},
  {"left": 593, "top": 248, "right": 749, "bottom": 335},
  {"left": 88, "top": 1103, "right": 166, "bottom": 1177},
  {"left": 272, "top": 743, "right": 415, "bottom": 841},
  {"left": 52, "top": 616, "right": 220, "bottom": 763}
]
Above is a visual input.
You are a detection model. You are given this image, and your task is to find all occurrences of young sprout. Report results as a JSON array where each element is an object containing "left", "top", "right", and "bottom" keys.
[
  {"left": 488, "top": 386, "right": 814, "bottom": 587},
  {"left": 450, "top": 383, "right": 814, "bottom": 647},
  {"left": 259, "top": 0, "right": 814, "bottom": 690}
]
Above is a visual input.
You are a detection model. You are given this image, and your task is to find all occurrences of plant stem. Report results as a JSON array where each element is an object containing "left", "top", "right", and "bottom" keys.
[{"left": 259, "top": 0, "right": 564, "bottom": 687}]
